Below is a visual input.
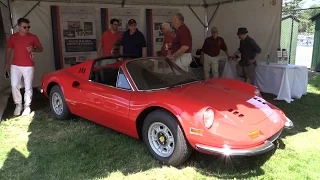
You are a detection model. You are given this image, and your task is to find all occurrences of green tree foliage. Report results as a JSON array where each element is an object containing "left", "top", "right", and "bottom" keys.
[
  {"left": 283, "top": 1, "right": 320, "bottom": 33},
  {"left": 282, "top": 0, "right": 304, "bottom": 15}
]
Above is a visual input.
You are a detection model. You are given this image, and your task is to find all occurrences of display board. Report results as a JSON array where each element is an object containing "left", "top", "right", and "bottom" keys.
[
  {"left": 50, "top": 5, "right": 97, "bottom": 69},
  {"left": 146, "top": 8, "right": 179, "bottom": 56}
]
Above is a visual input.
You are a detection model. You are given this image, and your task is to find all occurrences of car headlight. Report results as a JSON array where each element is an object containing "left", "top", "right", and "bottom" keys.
[{"left": 203, "top": 108, "right": 214, "bottom": 129}]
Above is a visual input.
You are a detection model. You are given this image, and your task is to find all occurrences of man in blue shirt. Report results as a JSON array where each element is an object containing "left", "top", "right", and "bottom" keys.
[{"left": 121, "top": 19, "right": 147, "bottom": 58}]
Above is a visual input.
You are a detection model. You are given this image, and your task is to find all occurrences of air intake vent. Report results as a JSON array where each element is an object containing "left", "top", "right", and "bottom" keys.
[
  {"left": 79, "top": 68, "right": 86, "bottom": 74},
  {"left": 228, "top": 109, "right": 245, "bottom": 118},
  {"left": 254, "top": 97, "right": 268, "bottom": 104}
]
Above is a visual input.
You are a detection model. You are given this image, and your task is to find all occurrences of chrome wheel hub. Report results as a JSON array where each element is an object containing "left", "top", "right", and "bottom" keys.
[
  {"left": 148, "top": 122, "right": 175, "bottom": 157},
  {"left": 52, "top": 92, "right": 63, "bottom": 115}
]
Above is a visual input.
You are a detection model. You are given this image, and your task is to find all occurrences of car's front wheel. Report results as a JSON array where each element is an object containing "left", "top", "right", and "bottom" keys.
[
  {"left": 142, "top": 109, "right": 193, "bottom": 166},
  {"left": 49, "top": 85, "right": 72, "bottom": 120}
]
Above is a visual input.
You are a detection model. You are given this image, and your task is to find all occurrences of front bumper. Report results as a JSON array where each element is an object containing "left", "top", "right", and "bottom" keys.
[
  {"left": 195, "top": 128, "right": 283, "bottom": 156},
  {"left": 284, "top": 116, "right": 294, "bottom": 129}
]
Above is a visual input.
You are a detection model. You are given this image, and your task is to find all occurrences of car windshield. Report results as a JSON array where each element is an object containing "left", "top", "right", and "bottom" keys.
[{"left": 126, "top": 57, "right": 198, "bottom": 90}]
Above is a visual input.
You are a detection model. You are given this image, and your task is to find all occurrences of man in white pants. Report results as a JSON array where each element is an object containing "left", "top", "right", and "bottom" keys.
[
  {"left": 4, "top": 18, "right": 43, "bottom": 116},
  {"left": 167, "top": 13, "right": 192, "bottom": 72},
  {"left": 201, "top": 27, "right": 230, "bottom": 80}
]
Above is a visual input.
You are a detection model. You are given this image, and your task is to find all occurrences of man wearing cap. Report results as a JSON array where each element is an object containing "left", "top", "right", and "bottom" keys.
[
  {"left": 201, "top": 26, "right": 230, "bottom": 79},
  {"left": 167, "top": 13, "right": 192, "bottom": 72},
  {"left": 97, "top": 18, "right": 122, "bottom": 57},
  {"left": 121, "top": 19, "right": 147, "bottom": 58},
  {"left": 231, "top": 27, "right": 261, "bottom": 84}
]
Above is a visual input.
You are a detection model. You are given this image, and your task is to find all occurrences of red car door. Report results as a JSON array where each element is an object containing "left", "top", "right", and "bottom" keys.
[
  {"left": 72, "top": 67, "right": 135, "bottom": 137},
  {"left": 86, "top": 83, "right": 133, "bottom": 135}
]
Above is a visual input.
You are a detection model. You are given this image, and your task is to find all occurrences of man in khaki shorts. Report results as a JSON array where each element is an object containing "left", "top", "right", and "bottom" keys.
[
  {"left": 201, "top": 26, "right": 230, "bottom": 79},
  {"left": 166, "top": 13, "right": 192, "bottom": 72},
  {"left": 231, "top": 27, "right": 261, "bottom": 84}
]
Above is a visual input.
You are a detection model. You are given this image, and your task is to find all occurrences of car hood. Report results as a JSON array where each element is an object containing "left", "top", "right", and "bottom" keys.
[{"left": 169, "top": 81, "right": 276, "bottom": 125}]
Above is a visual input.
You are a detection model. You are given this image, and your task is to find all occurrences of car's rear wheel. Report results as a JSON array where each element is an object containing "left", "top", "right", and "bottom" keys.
[
  {"left": 142, "top": 109, "right": 193, "bottom": 166},
  {"left": 49, "top": 85, "right": 71, "bottom": 120}
]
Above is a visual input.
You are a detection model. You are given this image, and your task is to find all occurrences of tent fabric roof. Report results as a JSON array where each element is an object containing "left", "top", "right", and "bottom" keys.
[{"left": 15, "top": 0, "right": 246, "bottom": 6}]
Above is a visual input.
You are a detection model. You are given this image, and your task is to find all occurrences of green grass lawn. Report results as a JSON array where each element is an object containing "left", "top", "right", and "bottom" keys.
[{"left": 1, "top": 75, "right": 320, "bottom": 180}]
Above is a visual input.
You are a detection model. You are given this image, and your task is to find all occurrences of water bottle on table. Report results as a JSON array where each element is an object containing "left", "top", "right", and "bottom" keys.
[
  {"left": 282, "top": 49, "right": 288, "bottom": 64},
  {"left": 277, "top": 48, "right": 282, "bottom": 64}
]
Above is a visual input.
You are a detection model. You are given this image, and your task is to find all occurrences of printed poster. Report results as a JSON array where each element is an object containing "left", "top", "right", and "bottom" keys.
[{"left": 59, "top": 6, "right": 97, "bottom": 66}]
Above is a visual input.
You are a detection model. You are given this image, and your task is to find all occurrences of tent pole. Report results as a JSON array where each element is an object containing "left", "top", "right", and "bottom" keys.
[
  {"left": 203, "top": 0, "right": 208, "bottom": 37},
  {"left": 0, "top": 1, "right": 8, "bottom": 8},
  {"left": 204, "top": 7, "right": 208, "bottom": 37},
  {"left": 121, "top": 0, "right": 126, "bottom": 7},
  {"left": 13, "top": 0, "right": 41, "bottom": 28},
  {"left": 208, "top": 3, "right": 220, "bottom": 26},
  {"left": 187, "top": 4, "right": 206, "bottom": 28},
  {"left": 288, "top": 0, "right": 296, "bottom": 64},
  {"left": 208, "top": 0, "right": 248, "bottom": 6},
  {"left": 7, "top": 0, "right": 13, "bottom": 31}
]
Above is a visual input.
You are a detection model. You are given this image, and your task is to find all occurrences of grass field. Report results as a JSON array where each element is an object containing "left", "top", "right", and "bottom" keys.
[{"left": 1, "top": 75, "right": 320, "bottom": 180}]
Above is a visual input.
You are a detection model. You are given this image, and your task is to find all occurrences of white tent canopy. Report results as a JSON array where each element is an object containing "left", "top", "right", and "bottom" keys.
[
  {"left": 12, "top": 0, "right": 244, "bottom": 6},
  {"left": 0, "top": 0, "right": 281, "bottom": 88}
]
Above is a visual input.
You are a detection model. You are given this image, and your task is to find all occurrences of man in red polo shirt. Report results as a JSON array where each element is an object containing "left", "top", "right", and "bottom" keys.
[
  {"left": 201, "top": 26, "right": 230, "bottom": 79},
  {"left": 167, "top": 13, "right": 192, "bottom": 72},
  {"left": 97, "top": 19, "right": 122, "bottom": 57},
  {"left": 4, "top": 18, "right": 43, "bottom": 116}
]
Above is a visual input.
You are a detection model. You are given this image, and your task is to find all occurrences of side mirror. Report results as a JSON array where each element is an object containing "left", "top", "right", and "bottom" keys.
[{"left": 72, "top": 81, "right": 80, "bottom": 88}]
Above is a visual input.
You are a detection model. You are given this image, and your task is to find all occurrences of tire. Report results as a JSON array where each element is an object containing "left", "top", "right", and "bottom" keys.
[
  {"left": 142, "top": 109, "right": 193, "bottom": 166},
  {"left": 49, "top": 85, "right": 72, "bottom": 120}
]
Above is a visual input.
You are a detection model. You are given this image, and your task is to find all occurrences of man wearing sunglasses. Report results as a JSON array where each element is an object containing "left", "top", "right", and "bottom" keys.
[
  {"left": 4, "top": 18, "right": 43, "bottom": 116},
  {"left": 97, "top": 18, "right": 122, "bottom": 57}
]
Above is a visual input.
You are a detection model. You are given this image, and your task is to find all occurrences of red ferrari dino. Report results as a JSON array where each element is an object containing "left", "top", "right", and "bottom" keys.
[{"left": 40, "top": 55, "right": 294, "bottom": 166}]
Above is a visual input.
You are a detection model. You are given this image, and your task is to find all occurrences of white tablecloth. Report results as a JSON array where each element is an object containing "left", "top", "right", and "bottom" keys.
[
  {"left": 254, "top": 62, "right": 308, "bottom": 103},
  {"left": 221, "top": 60, "right": 308, "bottom": 103}
]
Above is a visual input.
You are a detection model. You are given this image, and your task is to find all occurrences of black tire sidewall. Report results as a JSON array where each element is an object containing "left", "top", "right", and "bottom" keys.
[
  {"left": 49, "top": 85, "right": 71, "bottom": 120},
  {"left": 142, "top": 109, "right": 192, "bottom": 166}
]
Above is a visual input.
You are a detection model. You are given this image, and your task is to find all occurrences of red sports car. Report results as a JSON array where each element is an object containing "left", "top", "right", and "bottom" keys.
[{"left": 40, "top": 56, "right": 294, "bottom": 166}]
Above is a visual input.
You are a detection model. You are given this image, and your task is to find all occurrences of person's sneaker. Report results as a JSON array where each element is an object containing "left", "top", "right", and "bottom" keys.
[
  {"left": 21, "top": 106, "right": 31, "bottom": 116},
  {"left": 13, "top": 104, "right": 22, "bottom": 116}
]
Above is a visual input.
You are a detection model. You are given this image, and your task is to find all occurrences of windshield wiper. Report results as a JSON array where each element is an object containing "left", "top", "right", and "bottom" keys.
[{"left": 168, "top": 79, "right": 197, "bottom": 89}]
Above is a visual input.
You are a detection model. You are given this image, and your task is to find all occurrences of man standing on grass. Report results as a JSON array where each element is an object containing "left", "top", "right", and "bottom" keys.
[
  {"left": 4, "top": 18, "right": 43, "bottom": 116},
  {"left": 97, "top": 18, "right": 122, "bottom": 57},
  {"left": 201, "top": 26, "right": 230, "bottom": 79},
  {"left": 231, "top": 27, "right": 261, "bottom": 84},
  {"left": 166, "top": 13, "right": 193, "bottom": 72}
]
